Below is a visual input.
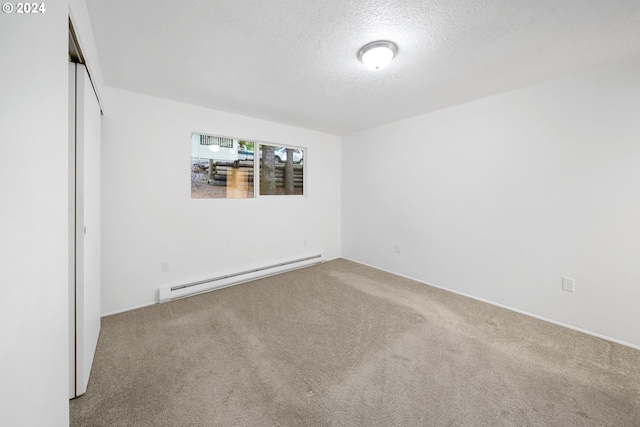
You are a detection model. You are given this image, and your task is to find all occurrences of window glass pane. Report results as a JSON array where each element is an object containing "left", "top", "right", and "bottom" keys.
[
  {"left": 259, "top": 144, "right": 304, "bottom": 196},
  {"left": 191, "top": 133, "right": 255, "bottom": 199}
]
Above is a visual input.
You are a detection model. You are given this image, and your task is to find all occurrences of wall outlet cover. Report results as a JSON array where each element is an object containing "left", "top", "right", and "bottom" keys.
[{"left": 562, "top": 277, "right": 575, "bottom": 292}]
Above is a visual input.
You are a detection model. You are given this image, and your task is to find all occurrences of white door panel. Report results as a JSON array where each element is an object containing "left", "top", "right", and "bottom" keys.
[
  {"left": 70, "top": 63, "right": 101, "bottom": 397},
  {"left": 68, "top": 62, "right": 76, "bottom": 399}
]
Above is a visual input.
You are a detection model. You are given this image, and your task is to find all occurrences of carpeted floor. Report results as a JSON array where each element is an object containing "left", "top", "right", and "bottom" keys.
[{"left": 70, "top": 259, "right": 640, "bottom": 426}]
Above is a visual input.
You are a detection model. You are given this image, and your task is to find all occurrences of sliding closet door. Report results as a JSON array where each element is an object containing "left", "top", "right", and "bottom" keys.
[
  {"left": 70, "top": 63, "right": 101, "bottom": 397},
  {"left": 68, "top": 62, "right": 76, "bottom": 399}
]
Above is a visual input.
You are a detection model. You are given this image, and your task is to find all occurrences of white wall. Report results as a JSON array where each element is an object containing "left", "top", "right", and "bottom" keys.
[
  {"left": 342, "top": 58, "right": 640, "bottom": 349},
  {"left": 0, "top": 3, "right": 70, "bottom": 426},
  {"left": 101, "top": 87, "right": 341, "bottom": 315}
]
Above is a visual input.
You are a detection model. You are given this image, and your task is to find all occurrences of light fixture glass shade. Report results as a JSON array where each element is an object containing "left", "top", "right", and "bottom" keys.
[{"left": 358, "top": 41, "right": 397, "bottom": 70}]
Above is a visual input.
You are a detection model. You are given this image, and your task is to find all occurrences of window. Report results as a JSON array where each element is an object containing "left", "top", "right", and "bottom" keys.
[
  {"left": 190, "top": 133, "right": 304, "bottom": 199},
  {"left": 259, "top": 144, "right": 304, "bottom": 196}
]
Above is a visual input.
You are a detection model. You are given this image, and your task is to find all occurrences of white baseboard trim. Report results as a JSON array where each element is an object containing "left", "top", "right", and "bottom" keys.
[
  {"left": 101, "top": 301, "right": 156, "bottom": 318},
  {"left": 341, "top": 257, "right": 640, "bottom": 352}
]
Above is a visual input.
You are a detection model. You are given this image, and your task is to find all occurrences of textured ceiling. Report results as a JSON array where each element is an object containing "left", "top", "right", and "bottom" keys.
[{"left": 85, "top": 0, "right": 640, "bottom": 135}]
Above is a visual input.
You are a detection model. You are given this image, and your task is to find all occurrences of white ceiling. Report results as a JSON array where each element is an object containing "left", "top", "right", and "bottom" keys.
[{"left": 85, "top": 0, "right": 640, "bottom": 135}]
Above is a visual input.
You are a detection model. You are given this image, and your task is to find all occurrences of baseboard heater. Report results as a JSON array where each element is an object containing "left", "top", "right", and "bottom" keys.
[{"left": 158, "top": 253, "right": 325, "bottom": 303}]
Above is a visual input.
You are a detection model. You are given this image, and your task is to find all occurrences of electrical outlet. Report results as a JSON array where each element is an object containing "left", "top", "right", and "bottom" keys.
[
  {"left": 162, "top": 261, "right": 169, "bottom": 273},
  {"left": 394, "top": 245, "right": 401, "bottom": 254},
  {"left": 562, "top": 277, "right": 575, "bottom": 292}
]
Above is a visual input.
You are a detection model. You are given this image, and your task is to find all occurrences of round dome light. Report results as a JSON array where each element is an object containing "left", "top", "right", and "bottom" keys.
[{"left": 358, "top": 41, "right": 398, "bottom": 70}]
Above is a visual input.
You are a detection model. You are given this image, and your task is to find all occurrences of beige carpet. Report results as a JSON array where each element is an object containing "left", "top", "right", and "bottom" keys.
[{"left": 70, "top": 259, "right": 640, "bottom": 426}]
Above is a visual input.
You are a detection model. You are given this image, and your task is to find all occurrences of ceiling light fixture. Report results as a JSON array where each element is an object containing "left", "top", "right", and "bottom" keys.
[{"left": 358, "top": 41, "right": 398, "bottom": 70}]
